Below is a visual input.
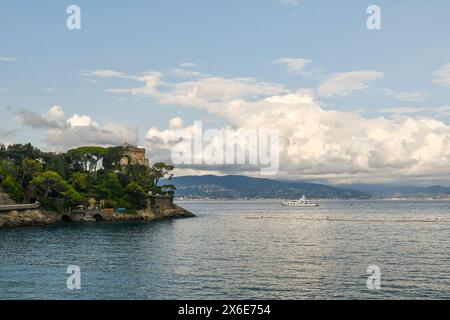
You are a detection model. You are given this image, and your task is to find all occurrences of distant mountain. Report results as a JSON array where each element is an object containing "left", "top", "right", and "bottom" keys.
[
  {"left": 339, "top": 184, "right": 450, "bottom": 197},
  {"left": 166, "top": 175, "right": 370, "bottom": 199}
]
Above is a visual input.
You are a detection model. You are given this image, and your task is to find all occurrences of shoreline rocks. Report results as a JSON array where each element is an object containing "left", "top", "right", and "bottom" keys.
[
  {"left": 0, "top": 191, "right": 195, "bottom": 230},
  {"left": 0, "top": 204, "right": 195, "bottom": 230},
  {"left": 0, "top": 209, "right": 59, "bottom": 229}
]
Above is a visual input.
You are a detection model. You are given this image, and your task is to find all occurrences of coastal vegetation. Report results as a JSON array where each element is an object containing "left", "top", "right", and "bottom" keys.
[{"left": 0, "top": 143, "right": 175, "bottom": 211}]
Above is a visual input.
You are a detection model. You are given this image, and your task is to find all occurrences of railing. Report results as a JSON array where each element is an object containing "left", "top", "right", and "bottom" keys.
[{"left": 0, "top": 202, "right": 40, "bottom": 212}]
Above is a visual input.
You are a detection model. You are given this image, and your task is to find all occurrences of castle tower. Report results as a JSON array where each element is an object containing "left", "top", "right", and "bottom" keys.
[{"left": 120, "top": 143, "right": 149, "bottom": 167}]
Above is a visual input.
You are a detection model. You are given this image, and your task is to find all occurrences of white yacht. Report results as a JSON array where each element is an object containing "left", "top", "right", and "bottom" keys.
[{"left": 282, "top": 195, "right": 319, "bottom": 207}]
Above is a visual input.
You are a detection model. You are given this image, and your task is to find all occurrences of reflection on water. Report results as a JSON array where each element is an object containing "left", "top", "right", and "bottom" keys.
[{"left": 1, "top": 200, "right": 450, "bottom": 299}]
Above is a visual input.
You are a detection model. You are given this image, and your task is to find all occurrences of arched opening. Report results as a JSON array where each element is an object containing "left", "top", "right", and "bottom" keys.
[
  {"left": 93, "top": 214, "right": 105, "bottom": 221},
  {"left": 61, "top": 215, "right": 72, "bottom": 222}
]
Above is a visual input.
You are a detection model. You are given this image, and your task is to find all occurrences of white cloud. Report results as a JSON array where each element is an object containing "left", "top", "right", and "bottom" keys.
[
  {"left": 83, "top": 70, "right": 128, "bottom": 78},
  {"left": 98, "top": 70, "right": 287, "bottom": 109},
  {"left": 318, "top": 70, "right": 383, "bottom": 97},
  {"left": 433, "top": 63, "right": 450, "bottom": 87},
  {"left": 164, "top": 77, "right": 286, "bottom": 104},
  {"left": 91, "top": 67, "right": 450, "bottom": 183},
  {"left": 144, "top": 90, "right": 450, "bottom": 183},
  {"left": 169, "top": 117, "right": 183, "bottom": 129},
  {"left": 47, "top": 105, "right": 64, "bottom": 120},
  {"left": 273, "top": 58, "right": 311, "bottom": 73},
  {"left": 19, "top": 106, "right": 138, "bottom": 149},
  {"left": 383, "top": 89, "right": 429, "bottom": 102},
  {"left": 47, "top": 123, "right": 138, "bottom": 149},
  {"left": 67, "top": 114, "right": 98, "bottom": 127}
]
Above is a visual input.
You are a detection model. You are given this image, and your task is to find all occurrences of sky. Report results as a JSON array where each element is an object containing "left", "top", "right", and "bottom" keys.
[{"left": 2, "top": 0, "right": 450, "bottom": 184}]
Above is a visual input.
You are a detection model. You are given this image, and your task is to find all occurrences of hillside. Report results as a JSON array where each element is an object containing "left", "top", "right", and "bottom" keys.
[
  {"left": 167, "top": 175, "right": 370, "bottom": 199},
  {"left": 340, "top": 184, "right": 450, "bottom": 197}
]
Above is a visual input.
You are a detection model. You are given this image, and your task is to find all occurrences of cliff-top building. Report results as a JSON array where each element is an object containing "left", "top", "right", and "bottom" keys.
[{"left": 120, "top": 143, "right": 149, "bottom": 167}]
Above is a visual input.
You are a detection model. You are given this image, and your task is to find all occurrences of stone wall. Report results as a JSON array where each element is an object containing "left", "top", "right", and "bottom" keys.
[
  {"left": 121, "top": 144, "right": 149, "bottom": 167},
  {"left": 148, "top": 195, "right": 173, "bottom": 210}
]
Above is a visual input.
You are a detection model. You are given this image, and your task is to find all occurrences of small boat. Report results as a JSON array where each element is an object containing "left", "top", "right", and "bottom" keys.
[{"left": 282, "top": 195, "right": 319, "bottom": 207}]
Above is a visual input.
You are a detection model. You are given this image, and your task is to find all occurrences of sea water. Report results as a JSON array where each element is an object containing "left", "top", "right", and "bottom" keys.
[{"left": 1, "top": 200, "right": 450, "bottom": 299}]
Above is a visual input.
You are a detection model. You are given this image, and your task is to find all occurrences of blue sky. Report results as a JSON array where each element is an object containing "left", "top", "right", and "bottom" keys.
[{"left": 2, "top": 1, "right": 450, "bottom": 183}]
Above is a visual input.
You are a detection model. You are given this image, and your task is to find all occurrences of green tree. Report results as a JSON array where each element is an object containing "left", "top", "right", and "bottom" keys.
[
  {"left": 151, "top": 162, "right": 174, "bottom": 187},
  {"left": 20, "top": 158, "right": 43, "bottom": 186},
  {"left": 68, "top": 146, "right": 107, "bottom": 172},
  {"left": 125, "top": 182, "right": 147, "bottom": 209},
  {"left": 0, "top": 144, "right": 6, "bottom": 160},
  {"left": 30, "top": 171, "right": 84, "bottom": 207},
  {"left": 125, "top": 164, "right": 155, "bottom": 191},
  {"left": 1, "top": 175, "right": 24, "bottom": 202},
  {"left": 160, "top": 184, "right": 176, "bottom": 195},
  {"left": 69, "top": 172, "right": 89, "bottom": 193},
  {"left": 102, "top": 146, "right": 124, "bottom": 171},
  {"left": 44, "top": 153, "right": 70, "bottom": 178},
  {"left": 0, "top": 160, "right": 18, "bottom": 182},
  {"left": 96, "top": 172, "right": 123, "bottom": 201},
  {"left": 5, "top": 143, "right": 41, "bottom": 165}
]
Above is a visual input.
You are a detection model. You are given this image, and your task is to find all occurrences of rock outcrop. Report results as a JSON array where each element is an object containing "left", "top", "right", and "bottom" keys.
[
  {"left": 0, "top": 210, "right": 58, "bottom": 229},
  {"left": 0, "top": 191, "right": 15, "bottom": 206},
  {"left": 0, "top": 195, "right": 195, "bottom": 229}
]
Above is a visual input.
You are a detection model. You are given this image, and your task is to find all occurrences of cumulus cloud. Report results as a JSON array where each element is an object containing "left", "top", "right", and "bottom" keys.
[
  {"left": 67, "top": 114, "right": 98, "bottom": 127},
  {"left": 169, "top": 117, "right": 183, "bottom": 129},
  {"left": 318, "top": 71, "right": 383, "bottom": 97},
  {"left": 18, "top": 109, "right": 59, "bottom": 129},
  {"left": 47, "top": 123, "right": 138, "bottom": 149},
  {"left": 18, "top": 106, "right": 138, "bottom": 149},
  {"left": 273, "top": 58, "right": 311, "bottom": 73},
  {"left": 144, "top": 91, "right": 450, "bottom": 183},
  {"left": 433, "top": 63, "right": 450, "bottom": 87},
  {"left": 47, "top": 105, "right": 64, "bottom": 120},
  {"left": 89, "top": 67, "right": 450, "bottom": 183}
]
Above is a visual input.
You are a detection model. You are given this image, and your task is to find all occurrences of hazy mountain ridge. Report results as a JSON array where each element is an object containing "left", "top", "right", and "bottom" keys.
[
  {"left": 339, "top": 184, "right": 450, "bottom": 197},
  {"left": 167, "top": 175, "right": 370, "bottom": 199}
]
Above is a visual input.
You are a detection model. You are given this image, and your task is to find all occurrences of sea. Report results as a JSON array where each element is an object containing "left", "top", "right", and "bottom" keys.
[{"left": 1, "top": 200, "right": 450, "bottom": 299}]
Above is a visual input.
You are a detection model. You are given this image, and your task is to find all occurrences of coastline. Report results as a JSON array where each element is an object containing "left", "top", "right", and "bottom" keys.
[{"left": 0, "top": 203, "right": 195, "bottom": 230}]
